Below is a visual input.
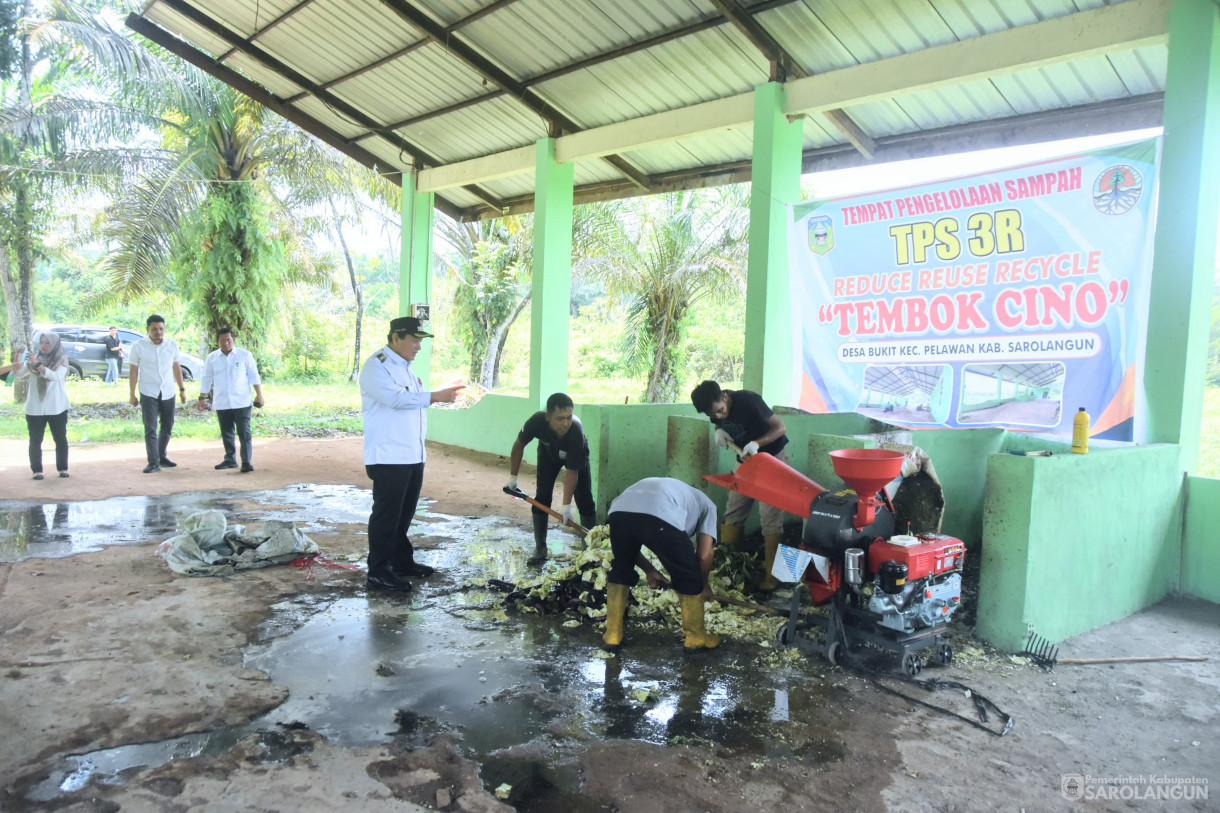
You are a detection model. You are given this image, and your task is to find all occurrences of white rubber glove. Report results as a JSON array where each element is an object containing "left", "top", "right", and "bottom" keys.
[
  {"left": 561, "top": 504, "right": 576, "bottom": 525},
  {"left": 505, "top": 475, "right": 518, "bottom": 491},
  {"left": 741, "top": 441, "right": 760, "bottom": 458},
  {"left": 714, "top": 428, "right": 732, "bottom": 449}
]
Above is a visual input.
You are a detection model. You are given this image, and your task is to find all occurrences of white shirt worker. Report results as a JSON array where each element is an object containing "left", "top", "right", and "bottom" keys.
[
  {"left": 128, "top": 337, "right": 182, "bottom": 399},
  {"left": 200, "top": 346, "right": 261, "bottom": 410},
  {"left": 359, "top": 346, "right": 431, "bottom": 465}
]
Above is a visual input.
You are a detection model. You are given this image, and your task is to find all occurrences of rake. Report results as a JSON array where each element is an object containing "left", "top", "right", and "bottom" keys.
[{"left": 1022, "top": 631, "right": 1059, "bottom": 669}]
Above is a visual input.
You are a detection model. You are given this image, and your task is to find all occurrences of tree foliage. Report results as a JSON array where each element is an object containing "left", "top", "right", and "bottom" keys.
[
  {"left": 582, "top": 186, "right": 750, "bottom": 402},
  {"left": 437, "top": 213, "right": 533, "bottom": 388}
]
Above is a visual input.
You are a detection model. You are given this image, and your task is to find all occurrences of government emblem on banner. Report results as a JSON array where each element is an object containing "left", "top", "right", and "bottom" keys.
[
  {"left": 808, "top": 215, "right": 835, "bottom": 255},
  {"left": 1092, "top": 164, "right": 1142, "bottom": 215}
]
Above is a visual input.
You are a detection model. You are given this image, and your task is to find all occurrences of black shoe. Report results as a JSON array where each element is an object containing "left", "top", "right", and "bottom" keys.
[
  {"left": 59, "top": 471, "right": 69, "bottom": 478},
  {"left": 143, "top": 464, "right": 161, "bottom": 474},
  {"left": 367, "top": 570, "right": 413, "bottom": 592},
  {"left": 215, "top": 460, "right": 238, "bottom": 470},
  {"left": 32, "top": 473, "right": 44, "bottom": 480},
  {"left": 397, "top": 562, "right": 435, "bottom": 578},
  {"left": 159, "top": 459, "right": 177, "bottom": 468},
  {"left": 240, "top": 463, "right": 254, "bottom": 473}
]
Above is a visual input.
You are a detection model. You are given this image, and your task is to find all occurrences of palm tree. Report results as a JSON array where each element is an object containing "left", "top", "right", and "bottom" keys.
[
  {"left": 436, "top": 213, "right": 533, "bottom": 389},
  {"left": 94, "top": 78, "right": 339, "bottom": 358},
  {"left": 583, "top": 186, "right": 750, "bottom": 402}
]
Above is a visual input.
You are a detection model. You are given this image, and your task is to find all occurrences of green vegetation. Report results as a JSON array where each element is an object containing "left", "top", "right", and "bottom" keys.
[{"left": 0, "top": 379, "right": 361, "bottom": 443}]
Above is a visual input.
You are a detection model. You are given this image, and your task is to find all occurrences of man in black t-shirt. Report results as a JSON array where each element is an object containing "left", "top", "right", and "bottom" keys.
[
  {"left": 103, "top": 326, "right": 124, "bottom": 383},
  {"left": 691, "top": 379, "right": 789, "bottom": 591},
  {"left": 506, "top": 392, "right": 596, "bottom": 564}
]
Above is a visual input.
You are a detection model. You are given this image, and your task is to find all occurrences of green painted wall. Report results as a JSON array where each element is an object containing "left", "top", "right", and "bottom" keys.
[
  {"left": 1182, "top": 475, "right": 1220, "bottom": 603},
  {"left": 1143, "top": 0, "right": 1220, "bottom": 470},
  {"left": 428, "top": 393, "right": 537, "bottom": 459},
  {"left": 744, "top": 82, "right": 801, "bottom": 407},
  {"left": 429, "top": 396, "right": 696, "bottom": 523},
  {"left": 400, "top": 173, "right": 435, "bottom": 379},
  {"left": 978, "top": 446, "right": 1183, "bottom": 651},
  {"left": 529, "top": 139, "right": 574, "bottom": 410}
]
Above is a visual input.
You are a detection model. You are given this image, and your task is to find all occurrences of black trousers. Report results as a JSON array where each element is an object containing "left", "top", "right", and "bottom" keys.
[
  {"left": 139, "top": 394, "right": 176, "bottom": 465},
  {"left": 607, "top": 511, "right": 702, "bottom": 595},
  {"left": 366, "top": 463, "right": 425, "bottom": 576},
  {"left": 217, "top": 406, "right": 253, "bottom": 465},
  {"left": 533, "top": 453, "right": 596, "bottom": 518},
  {"left": 26, "top": 410, "right": 68, "bottom": 474}
]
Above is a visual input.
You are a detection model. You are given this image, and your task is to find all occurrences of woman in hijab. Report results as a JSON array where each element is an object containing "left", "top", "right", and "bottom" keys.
[{"left": 17, "top": 331, "right": 71, "bottom": 479}]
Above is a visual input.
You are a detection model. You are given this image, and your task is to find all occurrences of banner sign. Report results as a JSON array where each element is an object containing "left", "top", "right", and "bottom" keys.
[{"left": 789, "top": 139, "right": 1159, "bottom": 441}]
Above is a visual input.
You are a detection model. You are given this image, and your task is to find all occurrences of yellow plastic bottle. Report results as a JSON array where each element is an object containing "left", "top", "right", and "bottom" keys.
[{"left": 1071, "top": 407, "right": 1090, "bottom": 454}]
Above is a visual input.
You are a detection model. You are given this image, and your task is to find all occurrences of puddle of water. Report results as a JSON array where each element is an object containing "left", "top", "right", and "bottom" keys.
[
  {"left": 0, "top": 485, "right": 377, "bottom": 563},
  {"left": 0, "top": 494, "right": 232, "bottom": 561},
  {"left": 24, "top": 725, "right": 311, "bottom": 802},
  {"left": 20, "top": 494, "right": 852, "bottom": 811}
]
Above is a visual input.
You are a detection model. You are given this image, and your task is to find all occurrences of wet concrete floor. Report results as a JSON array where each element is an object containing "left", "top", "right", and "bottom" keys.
[{"left": 8, "top": 487, "right": 854, "bottom": 811}]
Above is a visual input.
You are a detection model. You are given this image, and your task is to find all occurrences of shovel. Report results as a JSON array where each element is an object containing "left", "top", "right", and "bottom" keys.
[{"left": 503, "top": 486, "right": 589, "bottom": 537}]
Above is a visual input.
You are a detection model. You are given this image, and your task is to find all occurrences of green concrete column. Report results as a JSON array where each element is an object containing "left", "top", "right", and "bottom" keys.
[
  {"left": 744, "top": 82, "right": 803, "bottom": 407},
  {"left": 530, "top": 138, "right": 574, "bottom": 410},
  {"left": 1143, "top": 0, "right": 1220, "bottom": 470},
  {"left": 401, "top": 171, "right": 435, "bottom": 382}
]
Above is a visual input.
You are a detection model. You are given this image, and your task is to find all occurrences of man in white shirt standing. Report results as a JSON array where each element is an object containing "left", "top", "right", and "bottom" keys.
[
  {"left": 128, "top": 314, "right": 185, "bottom": 474},
  {"left": 197, "top": 326, "right": 265, "bottom": 473},
  {"left": 359, "top": 316, "right": 463, "bottom": 592}
]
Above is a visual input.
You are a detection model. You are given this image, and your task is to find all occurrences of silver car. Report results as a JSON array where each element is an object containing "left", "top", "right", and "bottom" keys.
[{"left": 35, "top": 324, "right": 204, "bottom": 381}]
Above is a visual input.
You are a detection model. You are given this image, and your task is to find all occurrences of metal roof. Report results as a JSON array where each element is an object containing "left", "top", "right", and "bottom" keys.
[
  {"left": 863, "top": 364, "right": 946, "bottom": 397},
  {"left": 131, "top": 0, "right": 1169, "bottom": 220},
  {"left": 965, "top": 362, "right": 1066, "bottom": 390}
]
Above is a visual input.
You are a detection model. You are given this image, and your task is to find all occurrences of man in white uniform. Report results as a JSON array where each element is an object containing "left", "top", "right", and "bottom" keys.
[
  {"left": 359, "top": 317, "right": 464, "bottom": 592},
  {"left": 197, "top": 326, "right": 265, "bottom": 472},
  {"left": 128, "top": 314, "right": 184, "bottom": 474}
]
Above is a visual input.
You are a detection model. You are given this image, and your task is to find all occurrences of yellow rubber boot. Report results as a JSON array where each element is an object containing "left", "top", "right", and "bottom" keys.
[
  {"left": 759, "top": 534, "right": 782, "bottom": 591},
  {"left": 680, "top": 594, "right": 720, "bottom": 652},
  {"left": 602, "top": 583, "right": 630, "bottom": 650},
  {"left": 720, "top": 524, "right": 744, "bottom": 550}
]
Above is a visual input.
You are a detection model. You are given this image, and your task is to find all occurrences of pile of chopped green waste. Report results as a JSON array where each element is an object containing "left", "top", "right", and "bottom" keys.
[{"left": 475, "top": 525, "right": 817, "bottom": 649}]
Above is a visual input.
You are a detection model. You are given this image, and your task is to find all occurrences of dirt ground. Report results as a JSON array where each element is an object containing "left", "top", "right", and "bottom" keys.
[{"left": 0, "top": 437, "right": 1216, "bottom": 812}]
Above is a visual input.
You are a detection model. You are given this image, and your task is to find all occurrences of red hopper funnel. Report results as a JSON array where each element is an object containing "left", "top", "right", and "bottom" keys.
[
  {"left": 829, "top": 448, "right": 904, "bottom": 528},
  {"left": 703, "top": 453, "right": 826, "bottom": 518}
]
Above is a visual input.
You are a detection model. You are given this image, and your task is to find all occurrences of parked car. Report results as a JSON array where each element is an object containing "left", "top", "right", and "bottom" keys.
[{"left": 33, "top": 324, "right": 204, "bottom": 381}]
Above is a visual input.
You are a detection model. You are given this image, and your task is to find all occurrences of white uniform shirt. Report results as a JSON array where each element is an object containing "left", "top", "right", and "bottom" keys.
[
  {"left": 200, "top": 346, "right": 261, "bottom": 410},
  {"left": 20, "top": 363, "right": 70, "bottom": 416},
  {"left": 128, "top": 337, "right": 181, "bottom": 399},
  {"left": 609, "top": 477, "right": 719, "bottom": 540},
  {"left": 359, "top": 345, "right": 431, "bottom": 465}
]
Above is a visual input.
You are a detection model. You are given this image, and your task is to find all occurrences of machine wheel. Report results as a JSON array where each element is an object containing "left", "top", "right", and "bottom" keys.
[
  {"left": 775, "top": 623, "right": 794, "bottom": 646},
  {"left": 934, "top": 643, "right": 953, "bottom": 666},
  {"left": 902, "top": 652, "right": 923, "bottom": 677},
  {"left": 825, "top": 641, "right": 842, "bottom": 666},
  {"left": 67, "top": 363, "right": 83, "bottom": 381}
]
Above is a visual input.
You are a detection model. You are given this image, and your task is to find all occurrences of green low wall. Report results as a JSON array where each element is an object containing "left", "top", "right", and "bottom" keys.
[
  {"left": 431, "top": 402, "right": 1201, "bottom": 648},
  {"left": 429, "top": 395, "right": 696, "bottom": 523},
  {"left": 1182, "top": 475, "right": 1220, "bottom": 603},
  {"left": 977, "top": 445, "right": 1183, "bottom": 651},
  {"left": 428, "top": 394, "right": 537, "bottom": 458}
]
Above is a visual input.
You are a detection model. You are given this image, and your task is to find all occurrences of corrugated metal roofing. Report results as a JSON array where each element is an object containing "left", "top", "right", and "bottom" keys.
[{"left": 134, "top": 0, "right": 1169, "bottom": 220}]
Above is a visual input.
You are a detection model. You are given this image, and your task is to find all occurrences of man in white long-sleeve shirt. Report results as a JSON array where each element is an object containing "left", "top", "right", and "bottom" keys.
[
  {"left": 197, "top": 326, "right": 264, "bottom": 472},
  {"left": 128, "top": 315, "right": 184, "bottom": 474},
  {"left": 358, "top": 317, "right": 464, "bottom": 592}
]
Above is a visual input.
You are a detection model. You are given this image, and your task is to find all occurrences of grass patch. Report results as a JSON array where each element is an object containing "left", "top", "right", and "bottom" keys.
[{"left": 0, "top": 380, "right": 363, "bottom": 443}]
